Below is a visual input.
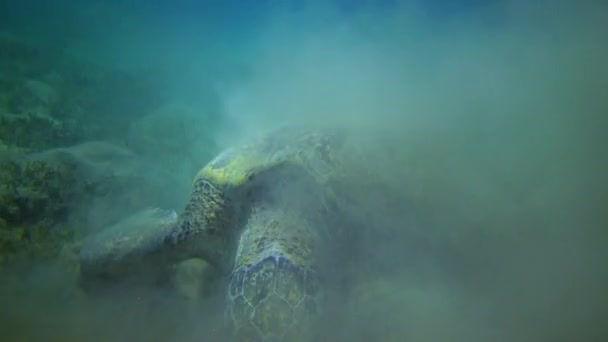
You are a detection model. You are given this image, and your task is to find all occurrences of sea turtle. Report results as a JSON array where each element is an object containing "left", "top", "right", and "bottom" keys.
[{"left": 79, "top": 125, "right": 365, "bottom": 341}]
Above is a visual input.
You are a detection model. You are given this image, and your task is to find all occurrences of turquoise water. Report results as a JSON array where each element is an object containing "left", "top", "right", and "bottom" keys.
[{"left": 0, "top": 1, "right": 607, "bottom": 341}]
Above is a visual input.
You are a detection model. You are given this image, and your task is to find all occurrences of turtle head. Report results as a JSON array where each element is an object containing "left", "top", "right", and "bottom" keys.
[{"left": 173, "top": 146, "right": 282, "bottom": 271}]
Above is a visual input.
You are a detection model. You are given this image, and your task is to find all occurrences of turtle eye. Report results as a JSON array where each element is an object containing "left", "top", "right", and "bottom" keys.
[{"left": 247, "top": 173, "right": 255, "bottom": 182}]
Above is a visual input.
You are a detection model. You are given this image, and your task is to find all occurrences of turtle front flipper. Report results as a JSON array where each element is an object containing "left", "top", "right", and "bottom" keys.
[
  {"left": 78, "top": 149, "right": 250, "bottom": 292},
  {"left": 79, "top": 207, "right": 188, "bottom": 290}
]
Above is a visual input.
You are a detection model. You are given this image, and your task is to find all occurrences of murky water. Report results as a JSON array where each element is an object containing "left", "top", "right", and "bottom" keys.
[{"left": 1, "top": 1, "right": 606, "bottom": 341}]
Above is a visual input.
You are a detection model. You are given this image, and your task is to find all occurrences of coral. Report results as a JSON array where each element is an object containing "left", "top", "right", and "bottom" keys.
[{"left": 0, "top": 153, "right": 79, "bottom": 268}]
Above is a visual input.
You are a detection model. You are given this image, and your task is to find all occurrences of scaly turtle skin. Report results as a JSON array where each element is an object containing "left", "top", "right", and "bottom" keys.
[
  {"left": 79, "top": 126, "right": 356, "bottom": 341},
  {"left": 79, "top": 207, "right": 179, "bottom": 289}
]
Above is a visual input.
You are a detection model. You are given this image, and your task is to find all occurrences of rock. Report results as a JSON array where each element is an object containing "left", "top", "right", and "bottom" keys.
[
  {"left": 0, "top": 141, "right": 168, "bottom": 268},
  {"left": 0, "top": 111, "right": 76, "bottom": 150},
  {"left": 23, "top": 78, "right": 58, "bottom": 106}
]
